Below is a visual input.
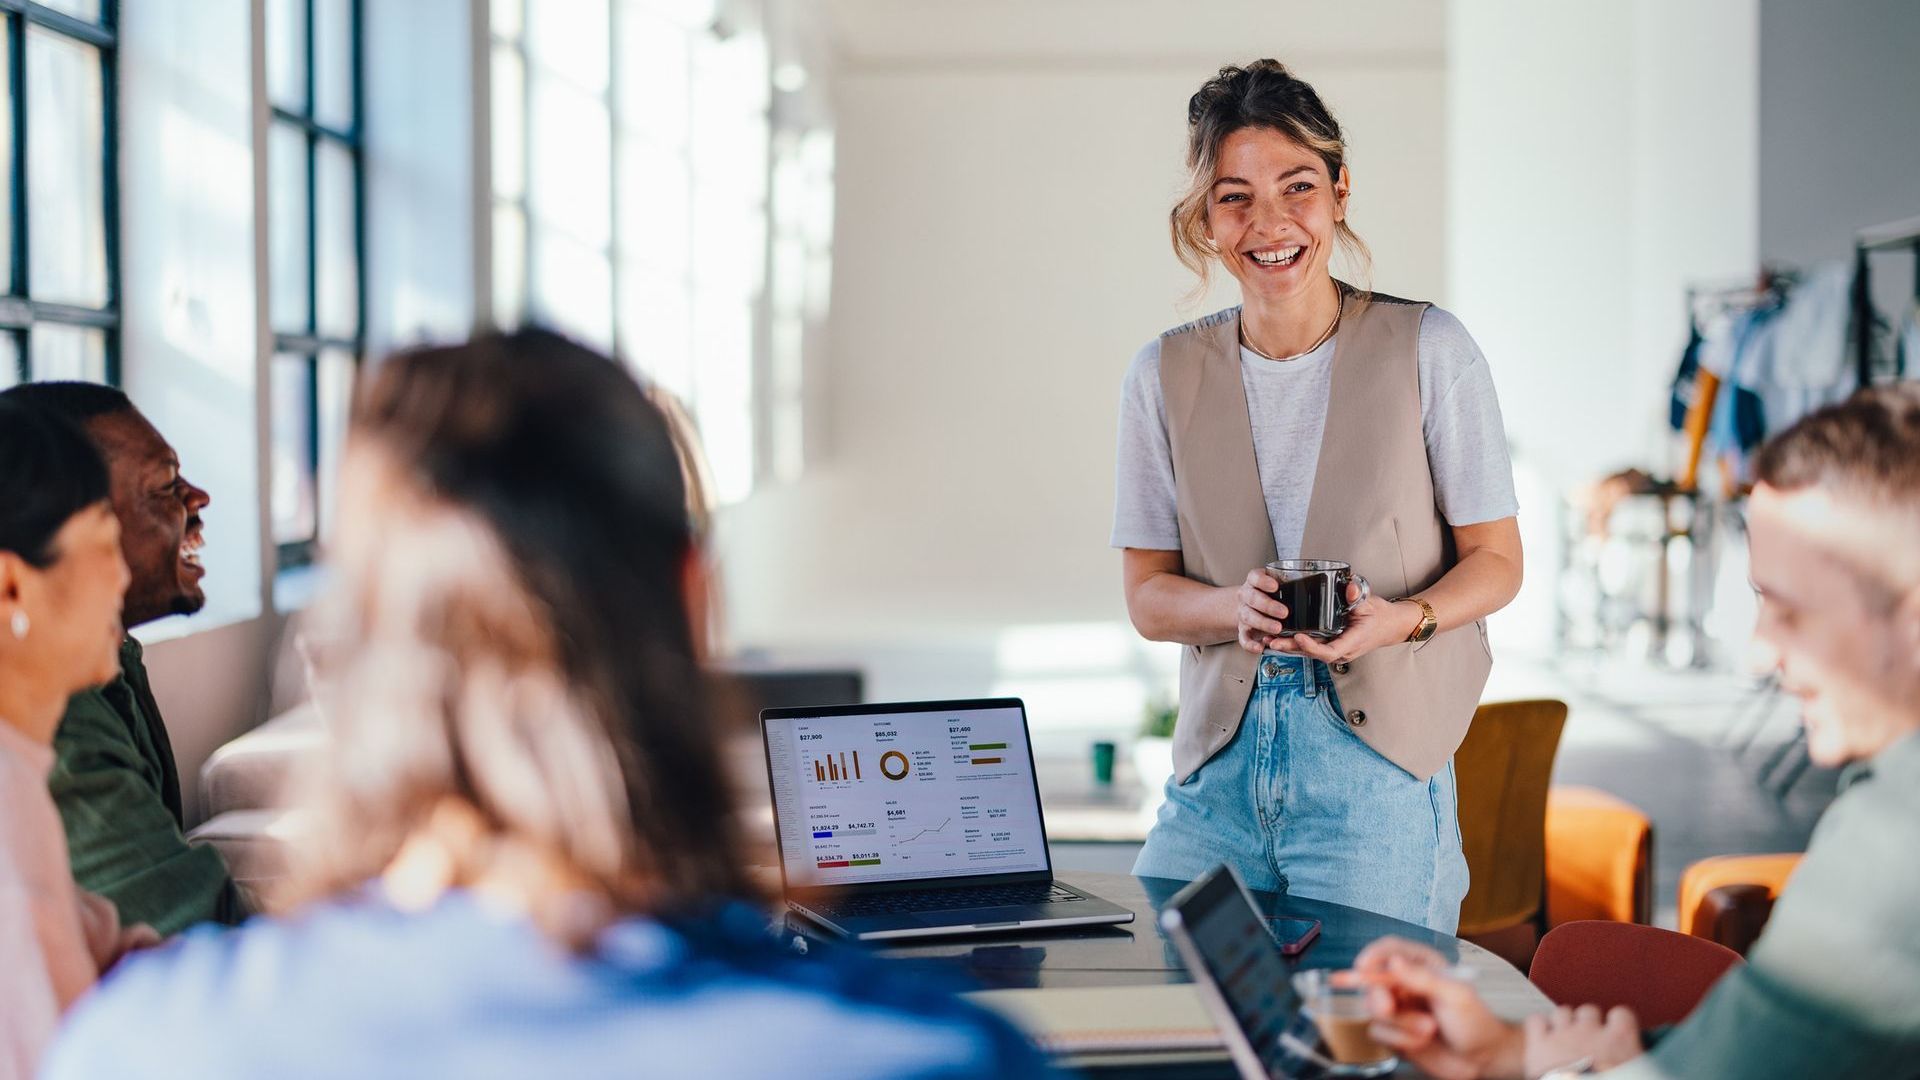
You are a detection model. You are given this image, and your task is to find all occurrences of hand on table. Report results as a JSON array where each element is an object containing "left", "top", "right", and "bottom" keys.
[
  {"left": 75, "top": 889, "right": 163, "bottom": 975},
  {"left": 1272, "top": 583, "right": 1421, "bottom": 666},
  {"left": 1354, "top": 937, "right": 1525, "bottom": 1080},
  {"left": 109, "top": 923, "right": 163, "bottom": 970},
  {"left": 1522, "top": 1004, "right": 1643, "bottom": 1077}
]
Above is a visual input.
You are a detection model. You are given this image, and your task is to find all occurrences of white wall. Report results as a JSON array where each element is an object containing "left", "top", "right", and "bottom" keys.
[
  {"left": 1446, "top": 0, "right": 1759, "bottom": 647},
  {"left": 715, "top": 1, "right": 1448, "bottom": 672},
  {"left": 1449, "top": 0, "right": 1759, "bottom": 488}
]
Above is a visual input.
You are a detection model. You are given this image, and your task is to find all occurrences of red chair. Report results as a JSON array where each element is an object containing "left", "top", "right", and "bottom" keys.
[{"left": 1528, "top": 920, "right": 1743, "bottom": 1028}]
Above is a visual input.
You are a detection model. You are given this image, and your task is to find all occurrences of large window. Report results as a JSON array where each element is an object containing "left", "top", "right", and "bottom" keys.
[
  {"left": 0, "top": 0, "right": 118, "bottom": 388},
  {"left": 267, "top": 0, "right": 362, "bottom": 569},
  {"left": 493, "top": 0, "right": 820, "bottom": 504},
  {"left": 765, "top": 122, "right": 832, "bottom": 484}
]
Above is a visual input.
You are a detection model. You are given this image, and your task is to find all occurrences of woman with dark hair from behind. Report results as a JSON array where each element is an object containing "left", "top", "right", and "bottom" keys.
[
  {"left": 0, "top": 399, "right": 152, "bottom": 1079},
  {"left": 43, "top": 330, "right": 1052, "bottom": 1079}
]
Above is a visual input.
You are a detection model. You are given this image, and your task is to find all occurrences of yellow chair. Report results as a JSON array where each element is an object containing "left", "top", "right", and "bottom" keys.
[
  {"left": 1454, "top": 699, "right": 1570, "bottom": 965},
  {"left": 1545, "top": 786, "right": 1654, "bottom": 926}
]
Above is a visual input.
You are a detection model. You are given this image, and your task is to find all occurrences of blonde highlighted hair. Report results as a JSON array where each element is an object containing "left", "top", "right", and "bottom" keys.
[
  {"left": 277, "top": 330, "right": 765, "bottom": 946},
  {"left": 1170, "top": 59, "right": 1372, "bottom": 298}
]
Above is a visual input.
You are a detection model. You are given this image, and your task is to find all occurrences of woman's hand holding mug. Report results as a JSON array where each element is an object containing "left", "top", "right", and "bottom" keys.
[
  {"left": 1273, "top": 583, "right": 1422, "bottom": 666},
  {"left": 1240, "top": 558, "right": 1421, "bottom": 664},
  {"left": 1235, "top": 567, "right": 1290, "bottom": 654}
]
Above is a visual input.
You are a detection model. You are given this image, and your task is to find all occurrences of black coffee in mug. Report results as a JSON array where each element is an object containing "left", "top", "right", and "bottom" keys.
[{"left": 1266, "top": 559, "right": 1370, "bottom": 641}]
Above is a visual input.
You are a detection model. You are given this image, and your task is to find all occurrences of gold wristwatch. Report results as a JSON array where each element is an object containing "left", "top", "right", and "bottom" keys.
[{"left": 1398, "top": 596, "right": 1438, "bottom": 643}]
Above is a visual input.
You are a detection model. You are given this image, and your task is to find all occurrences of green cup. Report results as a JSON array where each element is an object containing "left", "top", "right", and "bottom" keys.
[{"left": 1091, "top": 740, "right": 1117, "bottom": 785}]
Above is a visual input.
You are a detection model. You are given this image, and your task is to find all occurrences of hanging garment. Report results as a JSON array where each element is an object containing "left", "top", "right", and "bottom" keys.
[
  {"left": 1753, "top": 261, "right": 1857, "bottom": 429},
  {"left": 1703, "top": 307, "right": 1778, "bottom": 484},
  {"left": 1669, "top": 323, "right": 1705, "bottom": 432}
]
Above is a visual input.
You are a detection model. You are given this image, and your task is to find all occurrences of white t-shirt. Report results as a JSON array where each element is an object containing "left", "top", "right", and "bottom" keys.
[{"left": 1110, "top": 305, "right": 1519, "bottom": 558}]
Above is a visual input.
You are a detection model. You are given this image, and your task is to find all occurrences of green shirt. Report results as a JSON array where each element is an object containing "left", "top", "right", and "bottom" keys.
[
  {"left": 1604, "top": 732, "right": 1920, "bottom": 1079},
  {"left": 49, "top": 638, "right": 246, "bottom": 937}
]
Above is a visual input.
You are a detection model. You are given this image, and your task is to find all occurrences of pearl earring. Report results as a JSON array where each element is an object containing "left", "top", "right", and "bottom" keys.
[{"left": 8, "top": 610, "right": 26, "bottom": 640}]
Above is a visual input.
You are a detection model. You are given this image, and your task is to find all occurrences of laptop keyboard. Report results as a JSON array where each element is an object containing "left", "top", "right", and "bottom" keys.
[{"left": 808, "top": 882, "right": 1083, "bottom": 919}]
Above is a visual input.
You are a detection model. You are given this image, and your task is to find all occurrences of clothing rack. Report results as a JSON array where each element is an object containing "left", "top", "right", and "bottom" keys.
[
  {"left": 1686, "top": 282, "right": 1773, "bottom": 311},
  {"left": 1684, "top": 270, "right": 1793, "bottom": 328},
  {"left": 1852, "top": 214, "right": 1920, "bottom": 381},
  {"left": 1856, "top": 213, "right": 1920, "bottom": 269}
]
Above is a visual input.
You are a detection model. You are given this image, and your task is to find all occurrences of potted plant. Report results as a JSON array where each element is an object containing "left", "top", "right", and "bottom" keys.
[{"left": 1133, "top": 696, "right": 1177, "bottom": 814}]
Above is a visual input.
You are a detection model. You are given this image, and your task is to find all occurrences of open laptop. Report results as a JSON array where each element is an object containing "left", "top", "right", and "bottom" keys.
[
  {"left": 760, "top": 697, "right": 1134, "bottom": 941},
  {"left": 1160, "top": 864, "right": 1354, "bottom": 1079}
]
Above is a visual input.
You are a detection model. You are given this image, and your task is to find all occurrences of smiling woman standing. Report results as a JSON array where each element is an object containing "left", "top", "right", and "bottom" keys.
[{"left": 1112, "top": 60, "right": 1523, "bottom": 932}]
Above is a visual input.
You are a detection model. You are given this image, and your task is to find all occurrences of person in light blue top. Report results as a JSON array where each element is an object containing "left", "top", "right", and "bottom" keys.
[
  {"left": 44, "top": 330, "right": 1052, "bottom": 1080},
  {"left": 48, "top": 890, "right": 1040, "bottom": 1079}
]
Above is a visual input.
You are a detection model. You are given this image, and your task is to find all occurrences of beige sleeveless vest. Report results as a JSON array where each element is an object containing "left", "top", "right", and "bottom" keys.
[{"left": 1158, "top": 287, "right": 1492, "bottom": 783}]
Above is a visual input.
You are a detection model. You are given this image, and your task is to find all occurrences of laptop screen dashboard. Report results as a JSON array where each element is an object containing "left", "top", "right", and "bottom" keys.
[{"left": 761, "top": 698, "right": 1055, "bottom": 892}]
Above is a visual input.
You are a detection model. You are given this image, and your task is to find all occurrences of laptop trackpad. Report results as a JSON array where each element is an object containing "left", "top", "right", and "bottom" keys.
[{"left": 912, "top": 906, "right": 1035, "bottom": 927}]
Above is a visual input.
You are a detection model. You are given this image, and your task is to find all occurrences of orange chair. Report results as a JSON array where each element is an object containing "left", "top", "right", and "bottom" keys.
[
  {"left": 1529, "top": 921, "right": 1743, "bottom": 1027},
  {"left": 1544, "top": 786, "right": 1654, "bottom": 927},
  {"left": 1454, "top": 700, "right": 1570, "bottom": 967},
  {"left": 1677, "top": 853, "right": 1801, "bottom": 954}
]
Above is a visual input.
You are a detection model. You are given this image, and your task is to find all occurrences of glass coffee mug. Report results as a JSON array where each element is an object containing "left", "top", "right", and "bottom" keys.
[
  {"left": 1265, "top": 559, "right": 1371, "bottom": 641},
  {"left": 1290, "top": 968, "right": 1398, "bottom": 1076}
]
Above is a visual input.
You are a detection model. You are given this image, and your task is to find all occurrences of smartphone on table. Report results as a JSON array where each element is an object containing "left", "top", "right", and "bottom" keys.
[{"left": 1264, "top": 916, "right": 1322, "bottom": 957}]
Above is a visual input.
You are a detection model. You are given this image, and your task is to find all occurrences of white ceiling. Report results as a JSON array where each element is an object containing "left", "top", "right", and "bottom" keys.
[{"left": 816, "top": 0, "right": 1445, "bottom": 68}]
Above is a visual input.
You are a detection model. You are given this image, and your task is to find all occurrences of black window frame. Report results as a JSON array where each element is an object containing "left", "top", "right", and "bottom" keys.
[
  {"left": 269, "top": 0, "right": 364, "bottom": 571},
  {"left": 0, "top": 0, "right": 120, "bottom": 385}
]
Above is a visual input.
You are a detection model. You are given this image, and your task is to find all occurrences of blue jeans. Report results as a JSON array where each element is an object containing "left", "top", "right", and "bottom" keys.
[{"left": 1133, "top": 653, "right": 1469, "bottom": 933}]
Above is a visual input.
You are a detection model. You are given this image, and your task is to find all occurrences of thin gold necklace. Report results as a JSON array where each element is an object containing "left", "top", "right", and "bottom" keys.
[{"left": 1240, "top": 290, "right": 1343, "bottom": 362}]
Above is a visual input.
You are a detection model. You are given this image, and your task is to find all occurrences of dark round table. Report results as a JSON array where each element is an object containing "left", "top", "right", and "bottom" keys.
[{"left": 789, "top": 870, "right": 1550, "bottom": 1077}]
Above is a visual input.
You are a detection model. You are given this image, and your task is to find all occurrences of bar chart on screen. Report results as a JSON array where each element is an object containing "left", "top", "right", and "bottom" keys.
[{"left": 808, "top": 749, "right": 864, "bottom": 783}]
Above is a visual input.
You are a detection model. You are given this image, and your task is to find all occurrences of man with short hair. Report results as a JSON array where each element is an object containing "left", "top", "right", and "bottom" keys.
[
  {"left": 0, "top": 382, "right": 244, "bottom": 936},
  {"left": 1356, "top": 383, "right": 1920, "bottom": 1078}
]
